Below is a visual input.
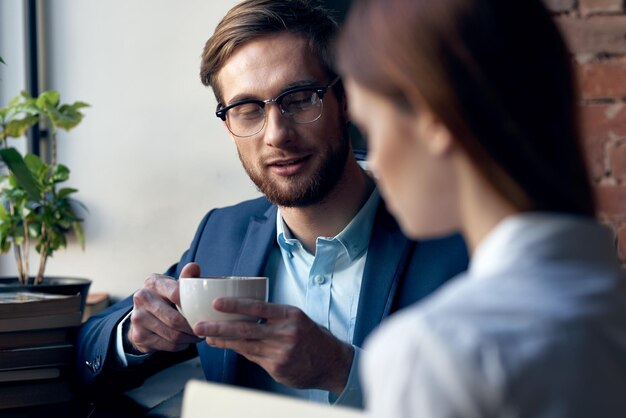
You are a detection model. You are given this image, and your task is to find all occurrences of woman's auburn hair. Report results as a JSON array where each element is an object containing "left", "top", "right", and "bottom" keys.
[{"left": 338, "top": 0, "right": 595, "bottom": 217}]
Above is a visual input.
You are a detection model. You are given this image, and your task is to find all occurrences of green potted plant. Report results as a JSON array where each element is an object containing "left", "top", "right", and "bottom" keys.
[{"left": 0, "top": 65, "right": 91, "bottom": 309}]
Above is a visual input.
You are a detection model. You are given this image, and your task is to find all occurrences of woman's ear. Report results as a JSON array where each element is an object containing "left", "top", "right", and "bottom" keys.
[{"left": 416, "top": 112, "right": 454, "bottom": 157}]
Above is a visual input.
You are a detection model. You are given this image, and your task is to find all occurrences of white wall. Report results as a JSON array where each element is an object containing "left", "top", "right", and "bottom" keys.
[
  {"left": 0, "top": 1, "right": 27, "bottom": 155},
  {"left": 0, "top": 0, "right": 261, "bottom": 298}
]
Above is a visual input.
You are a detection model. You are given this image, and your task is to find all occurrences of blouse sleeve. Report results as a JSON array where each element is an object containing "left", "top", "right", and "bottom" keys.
[{"left": 362, "top": 312, "right": 499, "bottom": 418}]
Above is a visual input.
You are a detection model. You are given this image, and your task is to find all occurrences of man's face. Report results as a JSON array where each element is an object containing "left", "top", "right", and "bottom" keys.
[{"left": 215, "top": 32, "right": 350, "bottom": 207}]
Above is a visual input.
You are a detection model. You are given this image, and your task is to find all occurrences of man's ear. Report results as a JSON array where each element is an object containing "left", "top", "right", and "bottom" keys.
[{"left": 340, "top": 91, "right": 350, "bottom": 122}]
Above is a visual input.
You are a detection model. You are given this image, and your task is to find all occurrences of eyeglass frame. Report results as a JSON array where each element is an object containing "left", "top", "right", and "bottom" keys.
[{"left": 215, "top": 76, "right": 341, "bottom": 138}]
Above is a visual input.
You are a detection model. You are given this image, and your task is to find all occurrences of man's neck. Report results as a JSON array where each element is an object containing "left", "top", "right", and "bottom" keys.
[{"left": 279, "top": 158, "right": 375, "bottom": 254}]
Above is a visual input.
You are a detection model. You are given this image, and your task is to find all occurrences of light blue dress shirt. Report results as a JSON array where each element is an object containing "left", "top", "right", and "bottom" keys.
[
  {"left": 263, "top": 188, "right": 380, "bottom": 405},
  {"left": 363, "top": 213, "right": 626, "bottom": 418},
  {"left": 115, "top": 189, "right": 380, "bottom": 407}
]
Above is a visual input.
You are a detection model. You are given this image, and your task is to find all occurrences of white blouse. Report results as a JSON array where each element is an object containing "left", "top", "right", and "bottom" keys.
[{"left": 363, "top": 213, "right": 626, "bottom": 418}]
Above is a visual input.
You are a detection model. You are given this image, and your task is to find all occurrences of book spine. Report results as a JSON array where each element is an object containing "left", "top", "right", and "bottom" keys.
[
  {"left": 0, "top": 344, "right": 74, "bottom": 370},
  {"left": 0, "top": 312, "right": 81, "bottom": 332}
]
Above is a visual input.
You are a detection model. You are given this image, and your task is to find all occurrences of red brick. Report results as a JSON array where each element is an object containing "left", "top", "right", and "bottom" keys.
[
  {"left": 582, "top": 135, "right": 608, "bottom": 180},
  {"left": 544, "top": 0, "right": 576, "bottom": 12},
  {"left": 578, "top": 58, "right": 626, "bottom": 100},
  {"left": 580, "top": 0, "right": 625, "bottom": 16},
  {"left": 595, "top": 184, "right": 626, "bottom": 221},
  {"left": 556, "top": 16, "right": 626, "bottom": 54},
  {"left": 581, "top": 103, "right": 626, "bottom": 139},
  {"left": 609, "top": 141, "right": 626, "bottom": 178}
]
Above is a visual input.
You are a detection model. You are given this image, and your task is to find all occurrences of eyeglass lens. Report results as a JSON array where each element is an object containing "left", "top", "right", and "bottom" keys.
[{"left": 226, "top": 89, "right": 323, "bottom": 137}]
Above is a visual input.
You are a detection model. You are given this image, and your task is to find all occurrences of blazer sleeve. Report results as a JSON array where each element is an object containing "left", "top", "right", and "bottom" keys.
[
  {"left": 73, "top": 211, "right": 213, "bottom": 389},
  {"left": 73, "top": 295, "right": 133, "bottom": 386}
]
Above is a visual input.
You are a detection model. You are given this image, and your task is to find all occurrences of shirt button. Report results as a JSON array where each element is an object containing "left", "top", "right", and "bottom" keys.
[{"left": 314, "top": 275, "right": 325, "bottom": 285}]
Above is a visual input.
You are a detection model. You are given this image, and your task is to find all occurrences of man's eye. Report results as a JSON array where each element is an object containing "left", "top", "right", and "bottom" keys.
[
  {"left": 283, "top": 91, "right": 318, "bottom": 110},
  {"left": 231, "top": 103, "right": 263, "bottom": 119}
]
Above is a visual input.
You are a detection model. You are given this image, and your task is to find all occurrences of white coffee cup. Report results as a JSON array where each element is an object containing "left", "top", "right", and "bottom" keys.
[{"left": 178, "top": 276, "right": 269, "bottom": 326}]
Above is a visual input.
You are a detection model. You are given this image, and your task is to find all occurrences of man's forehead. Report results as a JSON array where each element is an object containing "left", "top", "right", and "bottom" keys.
[{"left": 215, "top": 33, "right": 326, "bottom": 102}]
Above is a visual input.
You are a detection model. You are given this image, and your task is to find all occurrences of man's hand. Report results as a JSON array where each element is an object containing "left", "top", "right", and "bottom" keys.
[
  {"left": 126, "top": 263, "right": 203, "bottom": 354},
  {"left": 193, "top": 298, "right": 354, "bottom": 395}
]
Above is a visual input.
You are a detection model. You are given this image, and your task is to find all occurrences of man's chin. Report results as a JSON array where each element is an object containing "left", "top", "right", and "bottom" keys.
[
  {"left": 261, "top": 188, "right": 321, "bottom": 208},
  {"left": 243, "top": 144, "right": 349, "bottom": 208}
]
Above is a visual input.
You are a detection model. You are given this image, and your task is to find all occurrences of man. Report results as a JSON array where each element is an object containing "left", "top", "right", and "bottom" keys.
[{"left": 76, "top": 0, "right": 468, "bottom": 408}]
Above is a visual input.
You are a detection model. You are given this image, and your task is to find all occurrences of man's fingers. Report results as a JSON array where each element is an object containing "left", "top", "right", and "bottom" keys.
[
  {"left": 153, "top": 297, "right": 198, "bottom": 335},
  {"left": 134, "top": 329, "right": 198, "bottom": 353},
  {"left": 143, "top": 274, "right": 180, "bottom": 305},
  {"left": 180, "top": 262, "right": 201, "bottom": 278},
  {"left": 213, "top": 298, "right": 295, "bottom": 320},
  {"left": 133, "top": 285, "right": 196, "bottom": 335},
  {"left": 130, "top": 310, "right": 202, "bottom": 352},
  {"left": 204, "top": 337, "right": 270, "bottom": 358},
  {"left": 193, "top": 319, "right": 273, "bottom": 340}
]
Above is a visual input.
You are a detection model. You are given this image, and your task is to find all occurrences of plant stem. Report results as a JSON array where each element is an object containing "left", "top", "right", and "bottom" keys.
[
  {"left": 35, "top": 222, "right": 48, "bottom": 285},
  {"left": 50, "top": 129, "right": 57, "bottom": 167},
  {"left": 7, "top": 201, "right": 27, "bottom": 284},
  {"left": 36, "top": 244, "right": 47, "bottom": 285},
  {"left": 22, "top": 220, "right": 30, "bottom": 284},
  {"left": 1, "top": 122, "right": 7, "bottom": 148},
  {"left": 3, "top": 126, "right": 27, "bottom": 283},
  {"left": 13, "top": 243, "right": 26, "bottom": 284}
]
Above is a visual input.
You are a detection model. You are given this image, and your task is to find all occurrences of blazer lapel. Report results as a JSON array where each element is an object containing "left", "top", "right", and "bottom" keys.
[
  {"left": 353, "top": 202, "right": 413, "bottom": 347},
  {"left": 231, "top": 205, "right": 277, "bottom": 277},
  {"left": 223, "top": 205, "right": 277, "bottom": 383}
]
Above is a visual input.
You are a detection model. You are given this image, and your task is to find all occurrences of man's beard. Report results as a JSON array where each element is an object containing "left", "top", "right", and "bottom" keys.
[{"left": 238, "top": 129, "right": 351, "bottom": 208}]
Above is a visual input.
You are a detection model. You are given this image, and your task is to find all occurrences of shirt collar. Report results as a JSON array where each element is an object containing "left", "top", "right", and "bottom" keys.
[
  {"left": 470, "top": 212, "right": 617, "bottom": 278},
  {"left": 276, "top": 188, "right": 380, "bottom": 261},
  {"left": 277, "top": 215, "right": 299, "bottom": 255}
]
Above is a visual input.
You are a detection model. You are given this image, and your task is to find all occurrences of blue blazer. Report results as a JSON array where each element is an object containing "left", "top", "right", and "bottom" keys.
[{"left": 76, "top": 196, "right": 468, "bottom": 391}]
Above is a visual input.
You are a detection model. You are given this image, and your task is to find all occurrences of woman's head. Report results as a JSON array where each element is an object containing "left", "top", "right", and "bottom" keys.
[{"left": 338, "top": 0, "right": 595, "bottom": 237}]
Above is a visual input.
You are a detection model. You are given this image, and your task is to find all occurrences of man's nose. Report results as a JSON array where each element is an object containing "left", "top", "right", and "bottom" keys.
[{"left": 263, "top": 104, "right": 293, "bottom": 147}]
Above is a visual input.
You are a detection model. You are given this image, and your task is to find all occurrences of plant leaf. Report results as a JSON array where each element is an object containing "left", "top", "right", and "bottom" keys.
[
  {"left": 68, "top": 197, "right": 88, "bottom": 213},
  {"left": 52, "top": 164, "right": 70, "bottom": 183},
  {"left": 57, "top": 187, "right": 78, "bottom": 199},
  {"left": 28, "top": 222, "right": 40, "bottom": 238},
  {"left": 36, "top": 90, "right": 60, "bottom": 109},
  {"left": 8, "top": 95, "right": 21, "bottom": 108},
  {"left": 23, "top": 153, "right": 48, "bottom": 188},
  {"left": 72, "top": 220, "right": 85, "bottom": 250},
  {"left": 55, "top": 103, "right": 88, "bottom": 131},
  {"left": 0, "top": 148, "right": 41, "bottom": 200},
  {"left": 4, "top": 116, "right": 38, "bottom": 138},
  {"left": 23, "top": 153, "right": 46, "bottom": 173}
]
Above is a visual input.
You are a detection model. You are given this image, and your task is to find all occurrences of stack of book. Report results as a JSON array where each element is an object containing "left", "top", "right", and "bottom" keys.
[{"left": 0, "top": 291, "right": 82, "bottom": 410}]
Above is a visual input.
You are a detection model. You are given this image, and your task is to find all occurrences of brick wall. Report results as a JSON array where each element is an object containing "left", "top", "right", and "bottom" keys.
[{"left": 546, "top": 0, "right": 626, "bottom": 258}]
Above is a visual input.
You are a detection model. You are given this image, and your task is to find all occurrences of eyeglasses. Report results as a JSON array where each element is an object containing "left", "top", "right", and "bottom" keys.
[{"left": 215, "top": 77, "right": 340, "bottom": 138}]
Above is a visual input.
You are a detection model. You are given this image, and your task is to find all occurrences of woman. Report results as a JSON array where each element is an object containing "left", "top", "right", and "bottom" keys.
[{"left": 336, "top": 0, "right": 626, "bottom": 416}]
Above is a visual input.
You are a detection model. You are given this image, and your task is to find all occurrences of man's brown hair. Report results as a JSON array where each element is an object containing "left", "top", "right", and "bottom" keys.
[{"left": 200, "top": 0, "right": 339, "bottom": 103}]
